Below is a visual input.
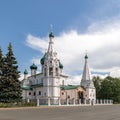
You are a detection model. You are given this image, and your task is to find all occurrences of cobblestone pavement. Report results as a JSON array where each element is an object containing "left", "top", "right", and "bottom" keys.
[{"left": 0, "top": 105, "right": 120, "bottom": 120}]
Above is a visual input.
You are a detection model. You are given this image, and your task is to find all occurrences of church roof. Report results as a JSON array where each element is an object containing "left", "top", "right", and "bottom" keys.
[
  {"left": 31, "top": 83, "right": 43, "bottom": 88},
  {"left": 60, "top": 85, "right": 80, "bottom": 90},
  {"left": 21, "top": 83, "right": 43, "bottom": 90},
  {"left": 21, "top": 86, "right": 32, "bottom": 90}
]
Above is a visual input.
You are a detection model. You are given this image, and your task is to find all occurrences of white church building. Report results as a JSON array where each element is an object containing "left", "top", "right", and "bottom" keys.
[{"left": 21, "top": 29, "right": 96, "bottom": 105}]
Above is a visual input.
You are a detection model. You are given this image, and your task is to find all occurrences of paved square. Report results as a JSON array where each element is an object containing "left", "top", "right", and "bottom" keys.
[{"left": 0, "top": 105, "right": 120, "bottom": 120}]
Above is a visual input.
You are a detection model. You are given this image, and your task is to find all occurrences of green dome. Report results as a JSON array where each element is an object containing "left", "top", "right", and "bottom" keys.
[
  {"left": 59, "top": 61, "right": 63, "bottom": 69},
  {"left": 40, "top": 53, "right": 46, "bottom": 65},
  {"left": 30, "top": 63, "right": 37, "bottom": 70},
  {"left": 24, "top": 69, "right": 28, "bottom": 74},
  {"left": 85, "top": 54, "right": 88, "bottom": 59},
  {"left": 40, "top": 57, "right": 45, "bottom": 65},
  {"left": 49, "top": 32, "right": 54, "bottom": 38}
]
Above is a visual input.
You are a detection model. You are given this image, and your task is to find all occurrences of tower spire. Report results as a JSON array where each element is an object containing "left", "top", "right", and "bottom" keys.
[
  {"left": 50, "top": 24, "right": 53, "bottom": 33},
  {"left": 81, "top": 52, "right": 94, "bottom": 88},
  {"left": 47, "top": 25, "right": 55, "bottom": 57},
  {"left": 81, "top": 52, "right": 90, "bottom": 84},
  {"left": 81, "top": 52, "right": 96, "bottom": 101},
  {"left": 85, "top": 50, "right": 88, "bottom": 59},
  {"left": 49, "top": 25, "right": 54, "bottom": 38}
]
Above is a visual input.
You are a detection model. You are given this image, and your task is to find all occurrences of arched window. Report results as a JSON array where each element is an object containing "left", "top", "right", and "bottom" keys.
[
  {"left": 29, "top": 92, "right": 31, "bottom": 95},
  {"left": 49, "top": 67, "right": 53, "bottom": 75},
  {"left": 39, "top": 91, "right": 41, "bottom": 95},
  {"left": 56, "top": 68, "right": 58, "bottom": 76},
  {"left": 44, "top": 68, "right": 46, "bottom": 76},
  {"left": 62, "top": 80, "right": 64, "bottom": 86}
]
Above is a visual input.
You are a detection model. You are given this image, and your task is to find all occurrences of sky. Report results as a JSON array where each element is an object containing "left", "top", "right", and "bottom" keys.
[{"left": 0, "top": 0, "right": 120, "bottom": 84}]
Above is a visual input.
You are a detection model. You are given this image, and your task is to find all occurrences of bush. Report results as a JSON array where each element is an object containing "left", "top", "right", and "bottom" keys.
[
  {"left": 0, "top": 102, "right": 14, "bottom": 108},
  {"left": 0, "top": 102, "right": 36, "bottom": 108}
]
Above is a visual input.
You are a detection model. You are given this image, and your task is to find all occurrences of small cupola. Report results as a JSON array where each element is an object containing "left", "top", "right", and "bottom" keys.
[
  {"left": 24, "top": 69, "right": 28, "bottom": 75},
  {"left": 30, "top": 63, "right": 37, "bottom": 70},
  {"left": 30, "top": 63, "right": 37, "bottom": 76},
  {"left": 24, "top": 69, "right": 28, "bottom": 79}
]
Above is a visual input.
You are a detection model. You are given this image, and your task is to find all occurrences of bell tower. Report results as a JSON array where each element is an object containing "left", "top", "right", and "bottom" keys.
[{"left": 40, "top": 27, "right": 63, "bottom": 103}]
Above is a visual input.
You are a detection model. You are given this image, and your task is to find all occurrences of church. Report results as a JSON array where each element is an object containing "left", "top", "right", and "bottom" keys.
[{"left": 21, "top": 29, "right": 96, "bottom": 105}]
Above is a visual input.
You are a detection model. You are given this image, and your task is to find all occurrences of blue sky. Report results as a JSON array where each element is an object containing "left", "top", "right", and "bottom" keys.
[{"left": 1, "top": 0, "right": 120, "bottom": 82}]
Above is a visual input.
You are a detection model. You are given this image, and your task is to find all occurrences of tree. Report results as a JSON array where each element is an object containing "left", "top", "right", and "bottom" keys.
[
  {"left": 0, "top": 48, "right": 4, "bottom": 93},
  {"left": 99, "top": 76, "right": 120, "bottom": 103},
  {"left": 93, "top": 76, "right": 102, "bottom": 99},
  {"left": 0, "top": 48, "right": 4, "bottom": 77},
  {"left": 0, "top": 43, "right": 22, "bottom": 103},
  {"left": 93, "top": 76, "right": 120, "bottom": 103}
]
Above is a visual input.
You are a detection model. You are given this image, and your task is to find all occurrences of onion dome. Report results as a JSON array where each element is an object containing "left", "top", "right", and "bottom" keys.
[
  {"left": 40, "top": 53, "right": 46, "bottom": 65},
  {"left": 40, "top": 57, "right": 45, "bottom": 65},
  {"left": 49, "top": 31, "right": 54, "bottom": 38},
  {"left": 30, "top": 63, "right": 37, "bottom": 70},
  {"left": 85, "top": 54, "right": 88, "bottom": 59},
  {"left": 59, "top": 61, "right": 63, "bottom": 69},
  {"left": 24, "top": 69, "right": 28, "bottom": 74}
]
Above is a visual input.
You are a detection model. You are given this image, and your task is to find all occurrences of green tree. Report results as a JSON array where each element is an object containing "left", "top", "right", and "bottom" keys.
[
  {"left": 0, "top": 43, "right": 22, "bottom": 103},
  {"left": 0, "top": 48, "right": 5, "bottom": 93},
  {"left": 99, "top": 76, "right": 120, "bottom": 103},
  {"left": 93, "top": 76, "right": 102, "bottom": 99},
  {"left": 0, "top": 48, "right": 4, "bottom": 77}
]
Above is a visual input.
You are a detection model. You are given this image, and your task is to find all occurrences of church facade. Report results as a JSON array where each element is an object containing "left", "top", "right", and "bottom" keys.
[{"left": 21, "top": 30, "right": 96, "bottom": 105}]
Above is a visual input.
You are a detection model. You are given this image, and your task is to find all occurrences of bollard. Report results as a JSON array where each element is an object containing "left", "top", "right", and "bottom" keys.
[
  {"left": 67, "top": 98, "right": 69, "bottom": 105},
  {"left": 48, "top": 97, "right": 50, "bottom": 106},
  {"left": 27, "top": 98, "right": 30, "bottom": 103},
  {"left": 58, "top": 98, "right": 61, "bottom": 106},
  {"left": 37, "top": 99, "right": 39, "bottom": 106},
  {"left": 79, "top": 99, "right": 81, "bottom": 105},
  {"left": 84, "top": 99, "right": 86, "bottom": 105}
]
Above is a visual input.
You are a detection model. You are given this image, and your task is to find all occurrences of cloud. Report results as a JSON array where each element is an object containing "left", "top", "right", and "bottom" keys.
[
  {"left": 67, "top": 75, "right": 82, "bottom": 85},
  {"left": 26, "top": 34, "right": 48, "bottom": 53},
  {"left": 25, "top": 18, "right": 120, "bottom": 84}
]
